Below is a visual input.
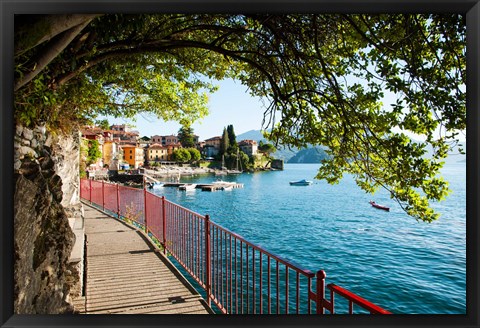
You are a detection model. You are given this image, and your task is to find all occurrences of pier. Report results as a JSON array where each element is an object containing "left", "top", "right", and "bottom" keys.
[{"left": 162, "top": 182, "right": 244, "bottom": 192}]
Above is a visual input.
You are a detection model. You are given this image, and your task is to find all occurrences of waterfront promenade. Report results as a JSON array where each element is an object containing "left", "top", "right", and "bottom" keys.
[{"left": 77, "top": 204, "right": 212, "bottom": 314}]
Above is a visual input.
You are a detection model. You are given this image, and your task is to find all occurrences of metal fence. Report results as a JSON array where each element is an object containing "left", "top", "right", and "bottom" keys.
[{"left": 80, "top": 178, "right": 391, "bottom": 314}]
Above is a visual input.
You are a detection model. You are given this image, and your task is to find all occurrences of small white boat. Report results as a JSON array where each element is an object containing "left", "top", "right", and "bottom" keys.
[
  {"left": 147, "top": 182, "right": 164, "bottom": 189},
  {"left": 227, "top": 169, "right": 242, "bottom": 175},
  {"left": 213, "top": 179, "right": 236, "bottom": 185},
  {"left": 289, "top": 179, "right": 313, "bottom": 186},
  {"left": 179, "top": 183, "right": 197, "bottom": 191},
  {"left": 222, "top": 185, "right": 233, "bottom": 191}
]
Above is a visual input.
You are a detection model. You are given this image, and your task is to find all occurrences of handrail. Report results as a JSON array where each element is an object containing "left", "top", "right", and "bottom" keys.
[
  {"left": 327, "top": 283, "right": 392, "bottom": 314},
  {"left": 80, "top": 178, "right": 392, "bottom": 315}
]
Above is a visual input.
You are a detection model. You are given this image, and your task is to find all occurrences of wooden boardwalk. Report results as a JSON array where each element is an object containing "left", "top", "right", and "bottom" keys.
[{"left": 80, "top": 204, "right": 213, "bottom": 314}]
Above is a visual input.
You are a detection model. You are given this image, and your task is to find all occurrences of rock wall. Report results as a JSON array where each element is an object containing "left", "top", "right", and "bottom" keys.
[{"left": 14, "top": 125, "right": 82, "bottom": 314}]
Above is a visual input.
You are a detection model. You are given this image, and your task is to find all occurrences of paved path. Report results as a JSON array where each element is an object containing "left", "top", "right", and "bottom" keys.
[{"left": 82, "top": 204, "right": 212, "bottom": 314}]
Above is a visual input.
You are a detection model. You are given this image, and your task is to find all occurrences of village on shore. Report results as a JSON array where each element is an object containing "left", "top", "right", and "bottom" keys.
[{"left": 81, "top": 123, "right": 283, "bottom": 181}]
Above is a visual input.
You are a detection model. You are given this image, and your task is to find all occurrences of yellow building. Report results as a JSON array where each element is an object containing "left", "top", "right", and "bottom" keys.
[
  {"left": 102, "top": 140, "right": 120, "bottom": 170},
  {"left": 147, "top": 144, "right": 168, "bottom": 162},
  {"left": 121, "top": 144, "right": 144, "bottom": 168}
]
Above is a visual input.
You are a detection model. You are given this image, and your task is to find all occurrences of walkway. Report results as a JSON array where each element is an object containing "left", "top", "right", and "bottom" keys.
[{"left": 80, "top": 204, "right": 212, "bottom": 314}]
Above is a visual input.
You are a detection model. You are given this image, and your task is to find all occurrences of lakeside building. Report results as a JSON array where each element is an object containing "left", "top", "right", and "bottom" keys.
[
  {"left": 238, "top": 139, "right": 258, "bottom": 156},
  {"left": 121, "top": 144, "right": 144, "bottom": 169},
  {"left": 81, "top": 127, "right": 105, "bottom": 170},
  {"left": 203, "top": 136, "right": 222, "bottom": 157},
  {"left": 111, "top": 124, "right": 139, "bottom": 145},
  {"left": 138, "top": 136, "right": 151, "bottom": 148},
  {"left": 102, "top": 137, "right": 121, "bottom": 170},
  {"left": 147, "top": 143, "right": 169, "bottom": 162},
  {"left": 151, "top": 134, "right": 179, "bottom": 146},
  {"left": 111, "top": 124, "right": 130, "bottom": 132}
]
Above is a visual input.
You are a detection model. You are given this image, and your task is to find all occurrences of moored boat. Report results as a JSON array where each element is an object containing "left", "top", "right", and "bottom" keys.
[
  {"left": 147, "top": 182, "right": 164, "bottom": 189},
  {"left": 289, "top": 179, "right": 313, "bottom": 186},
  {"left": 179, "top": 183, "right": 197, "bottom": 191},
  {"left": 369, "top": 201, "right": 390, "bottom": 211},
  {"left": 227, "top": 169, "right": 242, "bottom": 175}
]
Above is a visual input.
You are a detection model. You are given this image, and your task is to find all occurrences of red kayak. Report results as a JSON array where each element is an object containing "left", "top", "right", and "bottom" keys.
[{"left": 369, "top": 201, "right": 390, "bottom": 212}]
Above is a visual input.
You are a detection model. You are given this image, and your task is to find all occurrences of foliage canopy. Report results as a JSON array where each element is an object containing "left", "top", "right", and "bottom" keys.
[{"left": 14, "top": 13, "right": 466, "bottom": 222}]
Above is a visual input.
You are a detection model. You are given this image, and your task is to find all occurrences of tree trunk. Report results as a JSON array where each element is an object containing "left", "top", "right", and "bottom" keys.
[{"left": 14, "top": 19, "right": 93, "bottom": 91}]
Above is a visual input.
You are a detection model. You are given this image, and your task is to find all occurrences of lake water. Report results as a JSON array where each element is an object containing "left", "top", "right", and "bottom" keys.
[{"left": 150, "top": 162, "right": 466, "bottom": 314}]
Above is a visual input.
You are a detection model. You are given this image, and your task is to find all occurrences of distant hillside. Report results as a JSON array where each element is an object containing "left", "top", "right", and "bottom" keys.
[
  {"left": 287, "top": 147, "right": 329, "bottom": 164},
  {"left": 236, "top": 130, "right": 267, "bottom": 142},
  {"left": 236, "top": 131, "right": 466, "bottom": 165},
  {"left": 236, "top": 130, "right": 331, "bottom": 163}
]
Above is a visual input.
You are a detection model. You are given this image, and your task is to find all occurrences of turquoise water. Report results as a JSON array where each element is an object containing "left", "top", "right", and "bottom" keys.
[{"left": 151, "top": 163, "right": 466, "bottom": 314}]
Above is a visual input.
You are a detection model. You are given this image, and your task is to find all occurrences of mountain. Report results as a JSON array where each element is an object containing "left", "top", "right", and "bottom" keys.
[
  {"left": 236, "top": 129, "right": 267, "bottom": 142},
  {"left": 287, "top": 147, "right": 329, "bottom": 163},
  {"left": 236, "top": 131, "right": 466, "bottom": 165},
  {"left": 236, "top": 130, "right": 331, "bottom": 163}
]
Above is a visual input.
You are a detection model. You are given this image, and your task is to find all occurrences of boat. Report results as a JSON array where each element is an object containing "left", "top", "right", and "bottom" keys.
[
  {"left": 212, "top": 179, "right": 236, "bottom": 186},
  {"left": 179, "top": 183, "right": 197, "bottom": 191},
  {"left": 227, "top": 169, "right": 242, "bottom": 175},
  {"left": 289, "top": 179, "right": 313, "bottom": 186},
  {"left": 147, "top": 182, "right": 164, "bottom": 189},
  {"left": 221, "top": 185, "right": 233, "bottom": 191},
  {"left": 369, "top": 201, "right": 390, "bottom": 211}
]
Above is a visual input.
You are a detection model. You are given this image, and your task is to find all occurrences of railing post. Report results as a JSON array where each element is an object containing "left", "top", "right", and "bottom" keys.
[
  {"left": 205, "top": 214, "right": 212, "bottom": 307},
  {"left": 316, "top": 270, "right": 326, "bottom": 314},
  {"left": 143, "top": 178, "right": 148, "bottom": 235},
  {"left": 116, "top": 183, "right": 120, "bottom": 219},
  {"left": 162, "top": 196, "right": 167, "bottom": 254},
  {"left": 89, "top": 178, "right": 92, "bottom": 204},
  {"left": 102, "top": 180, "right": 105, "bottom": 211}
]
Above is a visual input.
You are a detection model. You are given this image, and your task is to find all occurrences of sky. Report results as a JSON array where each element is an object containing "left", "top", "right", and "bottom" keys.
[{"left": 105, "top": 78, "right": 268, "bottom": 141}]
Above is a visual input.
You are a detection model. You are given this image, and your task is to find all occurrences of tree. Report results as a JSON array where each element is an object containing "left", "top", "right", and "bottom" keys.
[
  {"left": 178, "top": 125, "right": 196, "bottom": 148},
  {"left": 172, "top": 148, "right": 191, "bottom": 163},
  {"left": 86, "top": 139, "right": 102, "bottom": 166},
  {"left": 258, "top": 141, "right": 277, "bottom": 157},
  {"left": 186, "top": 148, "right": 201, "bottom": 163},
  {"left": 14, "top": 14, "right": 466, "bottom": 222},
  {"left": 220, "top": 127, "right": 229, "bottom": 157},
  {"left": 227, "top": 125, "right": 238, "bottom": 151},
  {"left": 95, "top": 119, "right": 110, "bottom": 130}
]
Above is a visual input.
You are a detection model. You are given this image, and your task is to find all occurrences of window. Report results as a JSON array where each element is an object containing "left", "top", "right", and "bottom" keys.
[{"left": 130, "top": 155, "right": 132, "bottom": 159}]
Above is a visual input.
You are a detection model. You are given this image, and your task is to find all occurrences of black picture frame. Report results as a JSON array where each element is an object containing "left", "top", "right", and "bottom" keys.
[{"left": 1, "top": 1, "right": 479, "bottom": 327}]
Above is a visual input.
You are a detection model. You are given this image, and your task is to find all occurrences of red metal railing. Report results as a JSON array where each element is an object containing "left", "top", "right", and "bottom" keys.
[{"left": 80, "top": 179, "right": 392, "bottom": 314}]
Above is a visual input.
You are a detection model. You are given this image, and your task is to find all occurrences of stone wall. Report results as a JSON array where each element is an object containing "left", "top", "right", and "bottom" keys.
[{"left": 14, "top": 124, "right": 82, "bottom": 313}]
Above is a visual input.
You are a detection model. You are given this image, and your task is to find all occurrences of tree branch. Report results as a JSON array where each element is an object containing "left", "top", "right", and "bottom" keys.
[
  {"left": 15, "top": 14, "right": 101, "bottom": 56},
  {"left": 14, "top": 19, "right": 94, "bottom": 91}
]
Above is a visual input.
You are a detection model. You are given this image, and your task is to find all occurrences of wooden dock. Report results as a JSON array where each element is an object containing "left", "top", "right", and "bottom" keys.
[
  {"left": 162, "top": 182, "right": 244, "bottom": 192},
  {"left": 80, "top": 204, "right": 213, "bottom": 314}
]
